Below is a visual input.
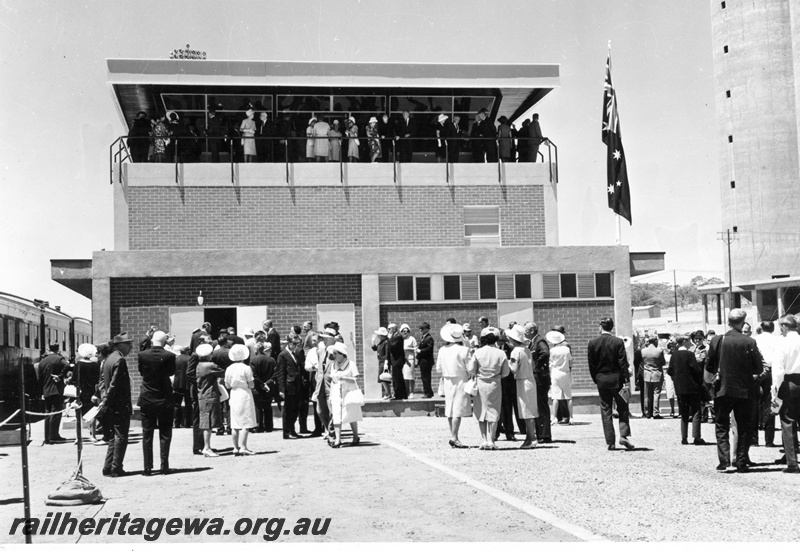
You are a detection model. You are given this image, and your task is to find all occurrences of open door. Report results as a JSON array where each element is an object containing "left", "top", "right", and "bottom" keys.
[{"left": 169, "top": 307, "right": 205, "bottom": 348}]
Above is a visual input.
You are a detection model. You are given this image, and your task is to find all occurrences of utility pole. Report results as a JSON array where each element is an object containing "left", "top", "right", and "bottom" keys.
[
  {"left": 673, "top": 269, "right": 679, "bottom": 322},
  {"left": 717, "top": 229, "right": 738, "bottom": 316}
]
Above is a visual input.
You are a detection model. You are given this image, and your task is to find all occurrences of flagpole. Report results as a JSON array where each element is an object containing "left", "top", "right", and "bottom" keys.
[{"left": 616, "top": 214, "right": 621, "bottom": 245}]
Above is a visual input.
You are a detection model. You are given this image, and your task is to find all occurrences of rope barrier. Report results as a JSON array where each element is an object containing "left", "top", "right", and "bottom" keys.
[
  {"left": 0, "top": 409, "right": 22, "bottom": 429},
  {"left": 0, "top": 402, "right": 81, "bottom": 427}
]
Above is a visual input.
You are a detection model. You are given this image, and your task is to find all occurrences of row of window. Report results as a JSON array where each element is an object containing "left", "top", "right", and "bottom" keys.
[
  {"left": 0, "top": 317, "right": 91, "bottom": 352},
  {"left": 380, "top": 273, "right": 614, "bottom": 303}
]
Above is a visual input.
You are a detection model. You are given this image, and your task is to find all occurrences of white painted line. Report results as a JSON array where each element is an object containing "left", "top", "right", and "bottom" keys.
[{"left": 379, "top": 437, "right": 607, "bottom": 542}]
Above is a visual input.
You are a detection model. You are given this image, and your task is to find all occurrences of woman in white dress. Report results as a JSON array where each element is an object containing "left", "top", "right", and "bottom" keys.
[
  {"left": 328, "top": 120, "right": 342, "bottom": 162},
  {"left": 435, "top": 323, "right": 472, "bottom": 448},
  {"left": 469, "top": 328, "right": 511, "bottom": 450},
  {"left": 506, "top": 325, "right": 539, "bottom": 448},
  {"left": 305, "top": 117, "right": 317, "bottom": 161},
  {"left": 346, "top": 117, "right": 360, "bottom": 162},
  {"left": 240, "top": 109, "right": 257, "bottom": 162},
  {"left": 329, "top": 342, "right": 363, "bottom": 448},
  {"left": 547, "top": 330, "right": 574, "bottom": 424},
  {"left": 400, "top": 323, "right": 417, "bottom": 398},
  {"left": 225, "top": 344, "right": 257, "bottom": 455}
]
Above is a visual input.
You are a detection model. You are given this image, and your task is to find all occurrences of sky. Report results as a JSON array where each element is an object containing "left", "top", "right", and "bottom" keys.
[{"left": 0, "top": 0, "right": 722, "bottom": 320}]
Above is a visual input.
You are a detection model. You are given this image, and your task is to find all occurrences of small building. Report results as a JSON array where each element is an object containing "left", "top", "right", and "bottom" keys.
[{"left": 631, "top": 305, "right": 661, "bottom": 320}]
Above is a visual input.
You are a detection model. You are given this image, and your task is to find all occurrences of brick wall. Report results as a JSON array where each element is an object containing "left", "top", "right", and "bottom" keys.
[
  {"left": 532, "top": 300, "right": 616, "bottom": 391},
  {"left": 127, "top": 185, "right": 544, "bottom": 250},
  {"left": 110, "top": 275, "right": 362, "bottom": 400},
  {"left": 378, "top": 303, "right": 496, "bottom": 392}
]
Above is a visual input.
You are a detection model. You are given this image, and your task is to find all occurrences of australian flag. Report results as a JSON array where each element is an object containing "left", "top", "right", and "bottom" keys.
[{"left": 602, "top": 53, "right": 632, "bottom": 224}]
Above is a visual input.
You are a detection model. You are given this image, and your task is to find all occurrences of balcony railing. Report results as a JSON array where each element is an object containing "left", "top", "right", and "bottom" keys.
[{"left": 110, "top": 136, "right": 558, "bottom": 186}]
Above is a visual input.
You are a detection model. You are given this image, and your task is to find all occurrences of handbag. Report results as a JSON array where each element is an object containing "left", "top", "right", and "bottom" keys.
[
  {"left": 379, "top": 367, "right": 392, "bottom": 382},
  {"left": 437, "top": 377, "right": 445, "bottom": 397},
  {"left": 217, "top": 381, "right": 229, "bottom": 402},
  {"left": 64, "top": 385, "right": 78, "bottom": 399},
  {"left": 344, "top": 387, "right": 365, "bottom": 407},
  {"left": 463, "top": 378, "right": 478, "bottom": 397}
]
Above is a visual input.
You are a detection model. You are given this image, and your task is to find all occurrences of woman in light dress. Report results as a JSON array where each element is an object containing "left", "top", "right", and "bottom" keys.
[
  {"left": 305, "top": 117, "right": 317, "bottom": 161},
  {"left": 506, "top": 325, "right": 539, "bottom": 448},
  {"left": 400, "top": 323, "right": 417, "bottom": 398},
  {"left": 547, "top": 330, "right": 574, "bottom": 424},
  {"left": 196, "top": 343, "right": 225, "bottom": 457},
  {"left": 328, "top": 120, "right": 342, "bottom": 162},
  {"left": 469, "top": 328, "right": 511, "bottom": 450},
  {"left": 224, "top": 344, "right": 257, "bottom": 455},
  {"left": 329, "top": 342, "right": 363, "bottom": 448},
  {"left": 366, "top": 116, "right": 381, "bottom": 162},
  {"left": 346, "top": 116, "right": 360, "bottom": 162},
  {"left": 240, "top": 109, "right": 257, "bottom": 162},
  {"left": 436, "top": 323, "right": 472, "bottom": 448}
]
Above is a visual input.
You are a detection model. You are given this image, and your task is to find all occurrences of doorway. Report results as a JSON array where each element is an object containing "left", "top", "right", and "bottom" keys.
[{"left": 204, "top": 307, "right": 237, "bottom": 340}]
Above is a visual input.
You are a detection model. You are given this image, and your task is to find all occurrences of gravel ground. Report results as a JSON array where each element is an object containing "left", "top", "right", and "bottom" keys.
[{"left": 366, "top": 414, "right": 800, "bottom": 541}]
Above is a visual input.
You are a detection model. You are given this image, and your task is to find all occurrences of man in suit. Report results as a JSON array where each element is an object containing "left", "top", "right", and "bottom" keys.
[
  {"left": 189, "top": 322, "right": 212, "bottom": 355},
  {"left": 137, "top": 331, "right": 176, "bottom": 476},
  {"left": 773, "top": 315, "right": 800, "bottom": 473},
  {"left": 306, "top": 327, "right": 336, "bottom": 438},
  {"left": 263, "top": 319, "right": 281, "bottom": 361},
  {"left": 387, "top": 323, "right": 407, "bottom": 399},
  {"left": 205, "top": 107, "right": 224, "bottom": 162},
  {"left": 211, "top": 333, "right": 233, "bottom": 435},
  {"left": 396, "top": 111, "right": 414, "bottom": 162},
  {"left": 140, "top": 325, "right": 157, "bottom": 352},
  {"left": 667, "top": 334, "right": 705, "bottom": 445},
  {"left": 256, "top": 111, "right": 275, "bottom": 162},
  {"left": 250, "top": 341, "right": 277, "bottom": 433},
  {"left": 416, "top": 322, "right": 435, "bottom": 398},
  {"left": 705, "top": 308, "right": 765, "bottom": 472},
  {"left": 641, "top": 336, "right": 667, "bottom": 418},
  {"left": 526, "top": 322, "right": 552, "bottom": 443},
  {"left": 528, "top": 113, "right": 544, "bottom": 162},
  {"left": 478, "top": 108, "right": 498, "bottom": 163},
  {"left": 38, "top": 343, "right": 69, "bottom": 444},
  {"left": 436, "top": 114, "right": 459, "bottom": 163},
  {"left": 172, "top": 346, "right": 191, "bottom": 428},
  {"left": 99, "top": 333, "right": 134, "bottom": 477},
  {"left": 187, "top": 334, "right": 211, "bottom": 455},
  {"left": 302, "top": 321, "right": 318, "bottom": 354},
  {"left": 588, "top": 317, "right": 634, "bottom": 450},
  {"left": 277, "top": 334, "right": 304, "bottom": 439}
]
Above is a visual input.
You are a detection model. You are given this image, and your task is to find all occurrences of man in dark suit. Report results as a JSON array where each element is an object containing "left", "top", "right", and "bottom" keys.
[
  {"left": 277, "top": 334, "right": 304, "bottom": 439},
  {"left": 396, "top": 111, "right": 415, "bottom": 162},
  {"left": 127, "top": 111, "right": 151, "bottom": 163},
  {"left": 205, "top": 107, "right": 224, "bottom": 162},
  {"left": 99, "top": 333, "right": 134, "bottom": 477},
  {"left": 525, "top": 322, "right": 552, "bottom": 442},
  {"left": 139, "top": 325, "right": 157, "bottom": 352},
  {"left": 528, "top": 113, "right": 544, "bottom": 162},
  {"left": 172, "top": 346, "right": 191, "bottom": 428},
  {"left": 478, "top": 109, "right": 498, "bottom": 163},
  {"left": 667, "top": 334, "right": 706, "bottom": 445},
  {"left": 588, "top": 317, "right": 634, "bottom": 450},
  {"left": 186, "top": 335, "right": 209, "bottom": 455},
  {"left": 263, "top": 319, "right": 281, "bottom": 361},
  {"left": 212, "top": 334, "right": 233, "bottom": 435},
  {"left": 250, "top": 341, "right": 277, "bottom": 432},
  {"left": 137, "top": 331, "right": 176, "bottom": 476},
  {"left": 38, "top": 343, "right": 69, "bottom": 444},
  {"left": 416, "top": 322, "right": 435, "bottom": 398},
  {"left": 705, "top": 308, "right": 766, "bottom": 472},
  {"left": 189, "top": 322, "right": 211, "bottom": 356},
  {"left": 387, "top": 323, "right": 407, "bottom": 399}
]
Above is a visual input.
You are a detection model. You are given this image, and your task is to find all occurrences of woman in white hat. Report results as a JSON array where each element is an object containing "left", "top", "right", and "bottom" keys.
[
  {"left": 196, "top": 343, "right": 225, "bottom": 457},
  {"left": 400, "top": 324, "right": 417, "bottom": 398},
  {"left": 372, "top": 327, "right": 391, "bottom": 400},
  {"left": 328, "top": 120, "right": 342, "bottom": 162},
  {"left": 305, "top": 116, "right": 317, "bottom": 161},
  {"left": 547, "top": 330, "right": 574, "bottom": 424},
  {"left": 225, "top": 344, "right": 258, "bottom": 455},
  {"left": 366, "top": 116, "right": 382, "bottom": 162},
  {"left": 435, "top": 324, "right": 472, "bottom": 448},
  {"left": 346, "top": 116, "right": 360, "bottom": 162},
  {"left": 329, "top": 342, "right": 363, "bottom": 447},
  {"left": 240, "top": 109, "right": 257, "bottom": 162},
  {"left": 506, "top": 325, "right": 539, "bottom": 448},
  {"left": 469, "top": 328, "right": 511, "bottom": 450}
]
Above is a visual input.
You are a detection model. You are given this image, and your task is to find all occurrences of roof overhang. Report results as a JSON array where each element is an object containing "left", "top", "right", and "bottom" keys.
[
  {"left": 51, "top": 259, "right": 92, "bottom": 299},
  {"left": 629, "top": 252, "right": 665, "bottom": 277}
]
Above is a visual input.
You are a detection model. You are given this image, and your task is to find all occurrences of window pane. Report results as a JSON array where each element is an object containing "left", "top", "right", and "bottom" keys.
[
  {"left": 390, "top": 96, "right": 452, "bottom": 113},
  {"left": 443, "top": 275, "right": 461, "bottom": 300},
  {"left": 560, "top": 274, "right": 577, "bottom": 298},
  {"left": 515, "top": 274, "right": 532, "bottom": 299},
  {"left": 161, "top": 94, "right": 206, "bottom": 111},
  {"left": 397, "top": 276, "right": 414, "bottom": 301},
  {"left": 416, "top": 277, "right": 431, "bottom": 301},
  {"left": 333, "top": 96, "right": 386, "bottom": 112},
  {"left": 24, "top": 323, "right": 30, "bottom": 349},
  {"left": 464, "top": 224, "right": 500, "bottom": 236},
  {"left": 480, "top": 275, "right": 497, "bottom": 299},
  {"left": 208, "top": 95, "right": 273, "bottom": 112},
  {"left": 596, "top": 273, "right": 613, "bottom": 297},
  {"left": 277, "top": 95, "right": 330, "bottom": 112},
  {"left": 453, "top": 96, "right": 495, "bottom": 113}
]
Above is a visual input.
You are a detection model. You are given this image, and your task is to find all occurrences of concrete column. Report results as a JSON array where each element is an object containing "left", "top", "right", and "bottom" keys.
[
  {"left": 114, "top": 179, "right": 129, "bottom": 251},
  {"left": 716, "top": 294, "right": 723, "bottom": 325},
  {"left": 777, "top": 286, "right": 785, "bottom": 316},
  {"left": 702, "top": 294, "right": 709, "bottom": 332},
  {"left": 613, "top": 257, "right": 632, "bottom": 341},
  {"left": 92, "top": 278, "right": 111, "bottom": 343},
  {"left": 752, "top": 289, "right": 762, "bottom": 322},
  {"left": 361, "top": 274, "right": 381, "bottom": 400}
]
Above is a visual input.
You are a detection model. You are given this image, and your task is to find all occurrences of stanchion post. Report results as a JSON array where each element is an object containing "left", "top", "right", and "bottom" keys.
[{"left": 18, "top": 357, "right": 32, "bottom": 544}]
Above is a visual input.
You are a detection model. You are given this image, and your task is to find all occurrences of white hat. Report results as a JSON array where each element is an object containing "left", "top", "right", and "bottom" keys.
[
  {"left": 546, "top": 331, "right": 566, "bottom": 345},
  {"left": 400, "top": 323, "right": 411, "bottom": 332},
  {"left": 309, "top": 116, "right": 317, "bottom": 125},
  {"left": 321, "top": 327, "right": 338, "bottom": 339},
  {"left": 243, "top": 327, "right": 254, "bottom": 337},
  {"left": 374, "top": 327, "right": 388, "bottom": 337},
  {"left": 196, "top": 343, "right": 213, "bottom": 357},
  {"left": 438, "top": 113, "right": 448, "bottom": 122},
  {"left": 348, "top": 116, "right": 356, "bottom": 124},
  {"left": 331, "top": 342, "right": 349, "bottom": 357},
  {"left": 77, "top": 343, "right": 97, "bottom": 359},
  {"left": 369, "top": 116, "right": 378, "bottom": 124},
  {"left": 440, "top": 324, "right": 464, "bottom": 343},
  {"left": 506, "top": 325, "right": 527, "bottom": 344},
  {"left": 228, "top": 343, "right": 250, "bottom": 362}
]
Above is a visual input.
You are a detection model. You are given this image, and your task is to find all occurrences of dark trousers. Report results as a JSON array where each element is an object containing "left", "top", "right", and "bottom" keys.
[
  {"left": 714, "top": 395, "right": 752, "bottom": 467},
  {"left": 496, "top": 374, "right": 523, "bottom": 438},
  {"left": 190, "top": 384, "right": 203, "bottom": 453},
  {"left": 316, "top": 384, "right": 331, "bottom": 434},
  {"left": 299, "top": 391, "right": 310, "bottom": 432},
  {"left": 140, "top": 405, "right": 173, "bottom": 472},
  {"left": 598, "top": 387, "right": 631, "bottom": 446},
  {"left": 102, "top": 412, "right": 130, "bottom": 473},
  {"left": 392, "top": 366, "right": 408, "bottom": 399},
  {"left": 131, "top": 144, "right": 149, "bottom": 163},
  {"left": 173, "top": 390, "right": 192, "bottom": 428},
  {"left": 282, "top": 394, "right": 300, "bottom": 436},
  {"left": 643, "top": 379, "right": 663, "bottom": 418},
  {"left": 255, "top": 396, "right": 273, "bottom": 432},
  {"left": 534, "top": 374, "right": 552, "bottom": 441},
  {"left": 43, "top": 394, "right": 63, "bottom": 442},
  {"left": 399, "top": 141, "right": 413, "bottom": 162},
  {"left": 419, "top": 359, "right": 433, "bottom": 397},
  {"left": 778, "top": 376, "right": 800, "bottom": 468},
  {"left": 677, "top": 393, "right": 702, "bottom": 441}
]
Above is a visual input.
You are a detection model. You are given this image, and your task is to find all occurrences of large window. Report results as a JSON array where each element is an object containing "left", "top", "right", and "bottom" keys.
[
  {"left": 515, "top": 274, "right": 532, "bottom": 299},
  {"left": 596, "top": 273, "right": 613, "bottom": 297},
  {"left": 443, "top": 275, "right": 461, "bottom": 300},
  {"left": 397, "top": 276, "right": 431, "bottom": 301},
  {"left": 479, "top": 275, "right": 497, "bottom": 299},
  {"left": 464, "top": 206, "right": 500, "bottom": 247},
  {"left": 560, "top": 274, "right": 578, "bottom": 298}
]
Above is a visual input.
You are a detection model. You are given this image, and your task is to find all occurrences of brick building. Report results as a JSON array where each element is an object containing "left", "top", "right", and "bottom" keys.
[{"left": 52, "top": 59, "right": 663, "bottom": 402}]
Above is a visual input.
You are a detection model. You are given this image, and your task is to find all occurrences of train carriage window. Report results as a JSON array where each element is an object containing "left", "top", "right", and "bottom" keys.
[
  {"left": 24, "top": 323, "right": 30, "bottom": 349},
  {"left": 14, "top": 320, "right": 21, "bottom": 348},
  {"left": 9, "top": 319, "right": 16, "bottom": 346},
  {"left": 33, "top": 325, "right": 39, "bottom": 350},
  {"left": 0, "top": 318, "right": 5, "bottom": 346}
]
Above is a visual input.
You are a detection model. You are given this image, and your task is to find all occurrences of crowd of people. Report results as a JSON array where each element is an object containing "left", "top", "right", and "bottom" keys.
[
  {"left": 125, "top": 105, "right": 547, "bottom": 164},
  {"left": 33, "top": 307, "right": 798, "bottom": 478}
]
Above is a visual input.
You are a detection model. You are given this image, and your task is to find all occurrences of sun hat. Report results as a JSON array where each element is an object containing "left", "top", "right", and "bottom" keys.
[
  {"left": 196, "top": 343, "right": 213, "bottom": 357},
  {"left": 440, "top": 324, "right": 464, "bottom": 343},
  {"left": 506, "top": 325, "right": 527, "bottom": 344},
  {"left": 309, "top": 116, "right": 317, "bottom": 124},
  {"left": 400, "top": 323, "right": 411, "bottom": 333},
  {"left": 321, "top": 327, "right": 338, "bottom": 339},
  {"left": 77, "top": 343, "right": 97, "bottom": 359},
  {"left": 331, "top": 342, "right": 349, "bottom": 357},
  {"left": 437, "top": 113, "right": 448, "bottom": 122},
  {"left": 462, "top": 323, "right": 472, "bottom": 332},
  {"left": 243, "top": 327, "right": 254, "bottom": 337},
  {"left": 369, "top": 116, "right": 378, "bottom": 124},
  {"left": 348, "top": 116, "right": 356, "bottom": 124},
  {"left": 546, "top": 330, "right": 566, "bottom": 345},
  {"left": 373, "top": 327, "right": 388, "bottom": 337},
  {"left": 228, "top": 343, "right": 250, "bottom": 362}
]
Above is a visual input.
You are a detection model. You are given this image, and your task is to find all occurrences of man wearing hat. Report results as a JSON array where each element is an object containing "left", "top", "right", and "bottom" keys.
[
  {"left": 526, "top": 322, "right": 552, "bottom": 443},
  {"left": 277, "top": 334, "right": 305, "bottom": 439},
  {"left": 128, "top": 111, "right": 152, "bottom": 163},
  {"left": 416, "top": 323, "right": 435, "bottom": 398},
  {"left": 137, "top": 331, "right": 176, "bottom": 476},
  {"left": 436, "top": 113, "right": 459, "bottom": 163},
  {"left": 527, "top": 113, "right": 544, "bottom": 163},
  {"left": 771, "top": 315, "right": 800, "bottom": 473},
  {"left": 387, "top": 323, "right": 407, "bottom": 400},
  {"left": 99, "top": 333, "right": 135, "bottom": 477},
  {"left": 306, "top": 326, "right": 337, "bottom": 437},
  {"left": 38, "top": 342, "right": 70, "bottom": 444}
]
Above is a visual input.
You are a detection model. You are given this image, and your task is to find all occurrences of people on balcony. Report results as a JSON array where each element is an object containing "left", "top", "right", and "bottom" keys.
[
  {"left": 328, "top": 120, "right": 342, "bottom": 162},
  {"left": 397, "top": 110, "right": 414, "bottom": 162},
  {"left": 346, "top": 117, "right": 360, "bottom": 162},
  {"left": 240, "top": 109, "right": 257, "bottom": 163},
  {"left": 205, "top": 107, "right": 224, "bottom": 163},
  {"left": 378, "top": 114, "right": 394, "bottom": 162},
  {"left": 313, "top": 117, "right": 330, "bottom": 162},
  {"left": 528, "top": 113, "right": 544, "bottom": 163},
  {"left": 256, "top": 112, "right": 274, "bottom": 163},
  {"left": 497, "top": 116, "right": 513, "bottom": 162},
  {"left": 128, "top": 111, "right": 151, "bottom": 163},
  {"left": 366, "top": 117, "right": 381, "bottom": 162},
  {"left": 305, "top": 117, "right": 317, "bottom": 161}
]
